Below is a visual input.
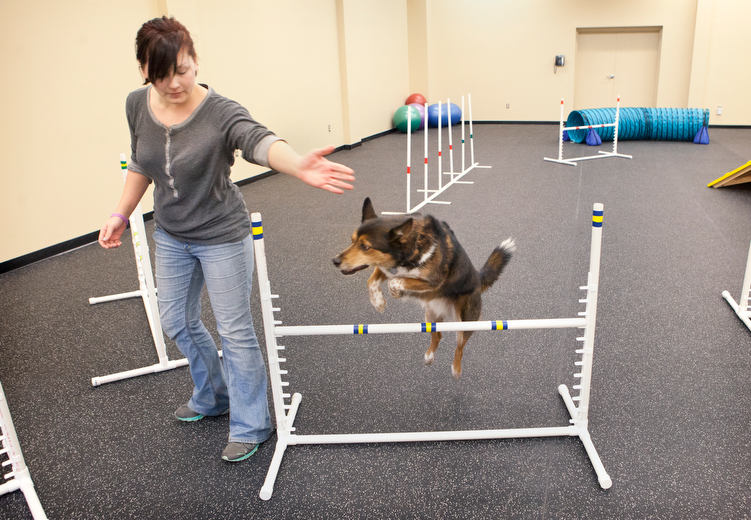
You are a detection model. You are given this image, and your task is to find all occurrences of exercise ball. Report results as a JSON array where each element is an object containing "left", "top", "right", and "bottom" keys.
[
  {"left": 409, "top": 103, "right": 426, "bottom": 129},
  {"left": 405, "top": 93, "right": 427, "bottom": 106},
  {"left": 427, "top": 103, "right": 462, "bottom": 128},
  {"left": 393, "top": 105, "right": 421, "bottom": 133}
]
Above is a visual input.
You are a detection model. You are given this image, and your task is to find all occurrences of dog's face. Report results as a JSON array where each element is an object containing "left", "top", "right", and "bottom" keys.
[{"left": 333, "top": 198, "right": 413, "bottom": 275}]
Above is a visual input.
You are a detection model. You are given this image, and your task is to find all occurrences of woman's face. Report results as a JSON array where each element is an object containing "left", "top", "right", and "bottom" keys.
[{"left": 142, "top": 48, "right": 198, "bottom": 106}]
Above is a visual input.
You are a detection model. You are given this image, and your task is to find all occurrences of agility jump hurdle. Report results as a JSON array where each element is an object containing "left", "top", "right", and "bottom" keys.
[
  {"left": 251, "top": 203, "right": 611, "bottom": 501},
  {"left": 722, "top": 240, "right": 751, "bottom": 332},
  {"left": 544, "top": 97, "right": 633, "bottom": 166},
  {"left": 0, "top": 380, "right": 47, "bottom": 519},
  {"left": 89, "top": 155, "right": 221, "bottom": 386},
  {"left": 383, "top": 94, "right": 491, "bottom": 215}
]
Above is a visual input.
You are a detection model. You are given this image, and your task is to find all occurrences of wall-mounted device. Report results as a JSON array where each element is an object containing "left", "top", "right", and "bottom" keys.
[{"left": 555, "top": 55, "right": 565, "bottom": 73}]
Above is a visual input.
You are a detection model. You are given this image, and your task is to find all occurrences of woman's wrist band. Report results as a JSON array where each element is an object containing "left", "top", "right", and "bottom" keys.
[{"left": 111, "top": 213, "right": 128, "bottom": 223}]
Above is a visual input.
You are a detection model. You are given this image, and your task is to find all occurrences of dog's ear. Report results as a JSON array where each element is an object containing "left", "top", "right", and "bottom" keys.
[
  {"left": 389, "top": 217, "right": 413, "bottom": 243},
  {"left": 362, "top": 197, "right": 378, "bottom": 222}
]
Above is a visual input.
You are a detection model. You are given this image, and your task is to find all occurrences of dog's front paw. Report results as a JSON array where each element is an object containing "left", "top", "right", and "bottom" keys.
[
  {"left": 369, "top": 283, "right": 386, "bottom": 313},
  {"left": 387, "top": 278, "right": 405, "bottom": 299}
]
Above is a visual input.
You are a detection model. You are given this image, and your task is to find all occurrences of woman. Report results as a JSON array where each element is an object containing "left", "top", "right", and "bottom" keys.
[{"left": 99, "top": 16, "right": 355, "bottom": 462}]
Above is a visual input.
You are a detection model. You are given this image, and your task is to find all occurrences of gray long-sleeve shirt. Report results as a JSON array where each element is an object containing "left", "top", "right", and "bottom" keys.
[{"left": 127, "top": 85, "right": 281, "bottom": 244}]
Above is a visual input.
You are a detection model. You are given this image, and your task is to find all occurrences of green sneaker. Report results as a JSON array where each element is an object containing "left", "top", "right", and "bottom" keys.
[
  {"left": 221, "top": 442, "right": 258, "bottom": 462},
  {"left": 174, "top": 404, "right": 205, "bottom": 422}
]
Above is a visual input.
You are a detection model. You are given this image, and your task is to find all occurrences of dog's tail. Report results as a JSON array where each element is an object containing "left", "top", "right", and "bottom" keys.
[{"left": 480, "top": 238, "right": 515, "bottom": 292}]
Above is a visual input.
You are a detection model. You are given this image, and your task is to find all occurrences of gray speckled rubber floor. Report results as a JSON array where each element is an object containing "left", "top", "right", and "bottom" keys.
[{"left": 1, "top": 124, "right": 750, "bottom": 519}]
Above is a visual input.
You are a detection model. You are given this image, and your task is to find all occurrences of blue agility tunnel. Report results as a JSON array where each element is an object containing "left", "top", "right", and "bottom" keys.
[{"left": 565, "top": 107, "right": 710, "bottom": 143}]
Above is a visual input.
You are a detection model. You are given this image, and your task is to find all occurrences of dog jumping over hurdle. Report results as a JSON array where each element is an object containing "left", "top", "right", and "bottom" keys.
[{"left": 333, "top": 197, "right": 515, "bottom": 378}]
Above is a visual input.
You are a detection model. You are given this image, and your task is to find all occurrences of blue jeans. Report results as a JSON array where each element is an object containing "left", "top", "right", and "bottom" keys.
[{"left": 154, "top": 228, "right": 273, "bottom": 444}]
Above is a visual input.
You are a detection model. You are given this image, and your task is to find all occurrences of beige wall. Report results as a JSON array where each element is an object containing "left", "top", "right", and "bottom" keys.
[
  {"left": 423, "top": 0, "right": 699, "bottom": 121},
  {"left": 1, "top": 0, "right": 749, "bottom": 264},
  {"left": 689, "top": 0, "right": 751, "bottom": 125},
  {"left": 0, "top": 0, "right": 158, "bottom": 264}
]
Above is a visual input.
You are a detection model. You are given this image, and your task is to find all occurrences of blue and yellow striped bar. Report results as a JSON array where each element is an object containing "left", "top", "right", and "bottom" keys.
[
  {"left": 592, "top": 209, "right": 603, "bottom": 228},
  {"left": 274, "top": 318, "right": 585, "bottom": 337},
  {"left": 490, "top": 320, "right": 508, "bottom": 330},
  {"left": 252, "top": 220, "right": 264, "bottom": 240},
  {"left": 421, "top": 322, "right": 437, "bottom": 332},
  {"left": 354, "top": 324, "right": 368, "bottom": 334},
  {"left": 120, "top": 160, "right": 127, "bottom": 170}
]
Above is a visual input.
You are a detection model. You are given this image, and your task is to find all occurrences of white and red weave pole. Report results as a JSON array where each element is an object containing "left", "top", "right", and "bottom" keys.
[
  {"left": 446, "top": 97, "right": 454, "bottom": 179},
  {"left": 383, "top": 95, "right": 489, "bottom": 215},
  {"left": 469, "top": 94, "right": 475, "bottom": 165},
  {"left": 437, "top": 101, "right": 443, "bottom": 191},
  {"left": 424, "top": 102, "right": 429, "bottom": 202},
  {"left": 461, "top": 96, "right": 466, "bottom": 174},
  {"left": 406, "top": 110, "right": 411, "bottom": 213}
]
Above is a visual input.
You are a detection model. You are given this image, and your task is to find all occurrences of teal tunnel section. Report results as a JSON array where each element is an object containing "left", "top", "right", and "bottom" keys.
[{"left": 565, "top": 108, "right": 710, "bottom": 143}]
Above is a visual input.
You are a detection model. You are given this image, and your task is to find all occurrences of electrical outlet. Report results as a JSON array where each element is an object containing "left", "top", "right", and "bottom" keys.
[
  {"left": 506, "top": 103, "right": 510, "bottom": 109},
  {"left": 717, "top": 106, "right": 722, "bottom": 115},
  {"left": 328, "top": 125, "right": 331, "bottom": 132}
]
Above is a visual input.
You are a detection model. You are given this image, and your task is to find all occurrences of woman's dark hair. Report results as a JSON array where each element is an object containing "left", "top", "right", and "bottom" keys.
[{"left": 135, "top": 16, "right": 196, "bottom": 85}]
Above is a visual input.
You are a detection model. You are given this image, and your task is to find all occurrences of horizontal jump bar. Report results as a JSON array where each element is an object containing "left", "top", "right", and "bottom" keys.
[
  {"left": 287, "top": 426, "right": 580, "bottom": 445},
  {"left": 563, "top": 123, "right": 616, "bottom": 131},
  {"left": 274, "top": 318, "right": 586, "bottom": 337}
]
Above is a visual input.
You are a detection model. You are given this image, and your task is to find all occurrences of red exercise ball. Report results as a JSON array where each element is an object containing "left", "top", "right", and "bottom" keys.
[{"left": 405, "top": 93, "right": 427, "bottom": 106}]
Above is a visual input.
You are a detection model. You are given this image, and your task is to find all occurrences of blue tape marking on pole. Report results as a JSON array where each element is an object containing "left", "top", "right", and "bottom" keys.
[
  {"left": 421, "top": 323, "right": 437, "bottom": 332},
  {"left": 251, "top": 220, "right": 264, "bottom": 239},
  {"left": 353, "top": 324, "right": 368, "bottom": 334},
  {"left": 592, "top": 210, "right": 603, "bottom": 228}
]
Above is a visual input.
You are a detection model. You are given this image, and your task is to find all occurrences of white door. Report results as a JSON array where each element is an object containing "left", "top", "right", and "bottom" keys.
[{"left": 574, "top": 28, "right": 661, "bottom": 109}]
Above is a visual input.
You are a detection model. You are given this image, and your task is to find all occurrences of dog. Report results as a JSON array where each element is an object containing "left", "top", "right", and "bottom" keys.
[{"left": 333, "top": 197, "right": 515, "bottom": 378}]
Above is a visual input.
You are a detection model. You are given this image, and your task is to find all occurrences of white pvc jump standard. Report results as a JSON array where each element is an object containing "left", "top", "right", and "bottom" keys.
[
  {"left": 251, "top": 203, "right": 611, "bottom": 501},
  {"left": 0, "top": 380, "right": 48, "bottom": 520},
  {"left": 383, "top": 94, "right": 491, "bottom": 215},
  {"left": 544, "top": 97, "right": 633, "bottom": 166},
  {"left": 89, "top": 155, "right": 221, "bottom": 387},
  {"left": 722, "top": 240, "right": 751, "bottom": 332}
]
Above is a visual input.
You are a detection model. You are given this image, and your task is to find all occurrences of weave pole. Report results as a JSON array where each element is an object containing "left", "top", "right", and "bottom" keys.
[
  {"left": 0, "top": 380, "right": 48, "bottom": 519},
  {"left": 444, "top": 97, "right": 473, "bottom": 186},
  {"left": 468, "top": 93, "right": 491, "bottom": 171},
  {"left": 544, "top": 97, "right": 633, "bottom": 166},
  {"left": 383, "top": 94, "right": 490, "bottom": 215},
  {"left": 252, "top": 203, "right": 611, "bottom": 501},
  {"left": 89, "top": 155, "right": 221, "bottom": 386},
  {"left": 721, "top": 240, "right": 751, "bottom": 332}
]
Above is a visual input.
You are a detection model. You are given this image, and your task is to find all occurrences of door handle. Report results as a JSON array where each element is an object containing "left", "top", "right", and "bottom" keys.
[{"left": 607, "top": 75, "right": 615, "bottom": 79}]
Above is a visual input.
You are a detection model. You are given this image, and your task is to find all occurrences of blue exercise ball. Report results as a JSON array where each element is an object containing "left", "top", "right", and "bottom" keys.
[{"left": 427, "top": 103, "right": 462, "bottom": 128}]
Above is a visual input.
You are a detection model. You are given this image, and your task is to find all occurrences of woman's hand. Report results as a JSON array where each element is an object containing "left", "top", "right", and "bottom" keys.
[
  {"left": 98, "top": 216, "right": 128, "bottom": 249},
  {"left": 269, "top": 141, "right": 355, "bottom": 194},
  {"left": 296, "top": 145, "right": 355, "bottom": 194}
]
